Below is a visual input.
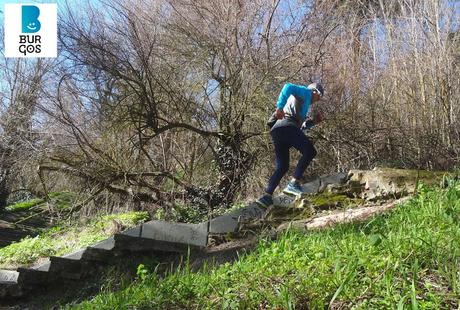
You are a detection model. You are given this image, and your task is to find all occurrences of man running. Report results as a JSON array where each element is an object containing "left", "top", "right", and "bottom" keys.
[{"left": 256, "top": 82, "right": 324, "bottom": 208}]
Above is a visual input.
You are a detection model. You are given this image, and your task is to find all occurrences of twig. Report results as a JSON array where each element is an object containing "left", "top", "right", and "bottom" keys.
[{"left": 14, "top": 209, "right": 48, "bottom": 225}]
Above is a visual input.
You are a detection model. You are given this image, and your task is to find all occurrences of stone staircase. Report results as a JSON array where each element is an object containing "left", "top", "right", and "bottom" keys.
[
  {"left": 3, "top": 168, "right": 436, "bottom": 300},
  {"left": 0, "top": 220, "right": 210, "bottom": 299}
]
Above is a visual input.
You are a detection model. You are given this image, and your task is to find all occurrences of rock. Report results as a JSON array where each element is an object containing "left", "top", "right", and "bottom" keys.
[
  {"left": 347, "top": 167, "right": 447, "bottom": 200},
  {"left": 104, "top": 219, "right": 124, "bottom": 235}
]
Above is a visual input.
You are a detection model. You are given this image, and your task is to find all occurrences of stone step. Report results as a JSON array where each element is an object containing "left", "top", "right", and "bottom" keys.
[
  {"left": 0, "top": 270, "right": 19, "bottom": 284},
  {"left": 0, "top": 282, "right": 22, "bottom": 299},
  {"left": 301, "top": 178, "right": 321, "bottom": 194},
  {"left": 46, "top": 246, "right": 115, "bottom": 280},
  {"left": 59, "top": 246, "right": 113, "bottom": 263},
  {"left": 88, "top": 237, "right": 121, "bottom": 260},
  {"left": 209, "top": 203, "right": 265, "bottom": 234},
  {"left": 320, "top": 172, "right": 348, "bottom": 186},
  {"left": 5, "top": 244, "right": 115, "bottom": 297},
  {"left": 83, "top": 246, "right": 114, "bottom": 262},
  {"left": 0, "top": 270, "right": 22, "bottom": 299},
  {"left": 114, "top": 233, "right": 197, "bottom": 253},
  {"left": 133, "top": 220, "right": 208, "bottom": 247},
  {"left": 16, "top": 268, "right": 49, "bottom": 285},
  {"left": 33, "top": 260, "right": 51, "bottom": 272},
  {"left": 121, "top": 225, "right": 142, "bottom": 238},
  {"left": 48, "top": 256, "right": 86, "bottom": 280},
  {"left": 273, "top": 194, "right": 296, "bottom": 208}
]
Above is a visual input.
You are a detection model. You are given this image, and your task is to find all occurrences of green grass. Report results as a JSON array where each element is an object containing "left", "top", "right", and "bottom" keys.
[
  {"left": 0, "top": 211, "right": 150, "bottom": 269},
  {"left": 5, "top": 191, "right": 76, "bottom": 212},
  {"left": 73, "top": 180, "right": 460, "bottom": 309},
  {"left": 5, "top": 198, "right": 45, "bottom": 212}
]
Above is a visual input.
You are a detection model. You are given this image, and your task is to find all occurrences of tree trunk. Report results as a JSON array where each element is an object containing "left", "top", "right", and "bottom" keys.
[
  {"left": 214, "top": 134, "right": 254, "bottom": 207},
  {"left": 0, "top": 168, "right": 10, "bottom": 209}
]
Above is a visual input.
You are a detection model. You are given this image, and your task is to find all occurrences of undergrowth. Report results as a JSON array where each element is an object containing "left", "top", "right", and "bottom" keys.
[{"left": 73, "top": 179, "right": 460, "bottom": 309}]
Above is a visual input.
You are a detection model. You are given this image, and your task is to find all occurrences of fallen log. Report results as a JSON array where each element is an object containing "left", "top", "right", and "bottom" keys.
[{"left": 277, "top": 196, "right": 412, "bottom": 233}]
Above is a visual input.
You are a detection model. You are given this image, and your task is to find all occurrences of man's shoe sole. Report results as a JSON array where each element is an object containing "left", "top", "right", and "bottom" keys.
[
  {"left": 255, "top": 200, "right": 271, "bottom": 209},
  {"left": 283, "top": 188, "right": 306, "bottom": 197}
]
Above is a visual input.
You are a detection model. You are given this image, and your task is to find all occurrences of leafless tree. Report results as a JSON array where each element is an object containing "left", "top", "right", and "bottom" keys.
[
  {"left": 0, "top": 56, "right": 50, "bottom": 208},
  {"left": 35, "top": 0, "right": 334, "bottom": 213},
  {"left": 2, "top": 0, "right": 458, "bottom": 216}
]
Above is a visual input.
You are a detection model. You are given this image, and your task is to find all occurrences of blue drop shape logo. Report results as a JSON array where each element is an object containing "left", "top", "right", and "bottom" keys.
[{"left": 22, "top": 5, "right": 41, "bottom": 33}]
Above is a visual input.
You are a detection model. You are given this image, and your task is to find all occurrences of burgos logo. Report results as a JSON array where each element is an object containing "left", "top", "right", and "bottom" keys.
[
  {"left": 22, "top": 6, "right": 41, "bottom": 33},
  {"left": 4, "top": 3, "right": 57, "bottom": 58}
]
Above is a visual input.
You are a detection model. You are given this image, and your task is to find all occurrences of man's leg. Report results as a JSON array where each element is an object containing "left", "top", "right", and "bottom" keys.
[
  {"left": 265, "top": 129, "right": 290, "bottom": 195},
  {"left": 290, "top": 128, "right": 317, "bottom": 181}
]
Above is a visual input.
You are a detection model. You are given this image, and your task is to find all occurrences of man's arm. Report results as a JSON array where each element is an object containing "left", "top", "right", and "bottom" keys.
[{"left": 301, "top": 112, "right": 323, "bottom": 130}]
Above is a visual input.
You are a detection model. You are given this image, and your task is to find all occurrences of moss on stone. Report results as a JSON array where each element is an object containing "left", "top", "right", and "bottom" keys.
[
  {"left": 309, "top": 192, "right": 363, "bottom": 209},
  {"left": 264, "top": 206, "right": 304, "bottom": 223}
]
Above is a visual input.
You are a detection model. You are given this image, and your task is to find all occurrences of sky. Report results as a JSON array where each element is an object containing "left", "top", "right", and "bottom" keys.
[
  {"left": 1, "top": 0, "right": 459, "bottom": 32},
  {"left": 0, "top": 0, "right": 101, "bottom": 24}
]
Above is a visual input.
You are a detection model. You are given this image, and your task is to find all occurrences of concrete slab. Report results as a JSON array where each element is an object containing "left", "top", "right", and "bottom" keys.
[
  {"left": 0, "top": 282, "right": 22, "bottom": 299},
  {"left": 237, "top": 203, "right": 266, "bottom": 221},
  {"left": 320, "top": 172, "right": 348, "bottom": 186},
  {"left": 301, "top": 178, "right": 321, "bottom": 194},
  {"left": 114, "top": 234, "right": 191, "bottom": 253},
  {"left": 89, "top": 236, "right": 115, "bottom": 251},
  {"left": 49, "top": 256, "right": 81, "bottom": 269},
  {"left": 33, "top": 260, "right": 51, "bottom": 272},
  {"left": 83, "top": 247, "right": 113, "bottom": 262},
  {"left": 209, "top": 203, "right": 265, "bottom": 234},
  {"left": 141, "top": 220, "right": 208, "bottom": 247},
  {"left": 0, "top": 270, "right": 19, "bottom": 284},
  {"left": 16, "top": 268, "right": 49, "bottom": 285},
  {"left": 121, "top": 225, "right": 142, "bottom": 237},
  {"left": 48, "top": 257, "right": 84, "bottom": 280},
  {"left": 62, "top": 248, "right": 86, "bottom": 260},
  {"left": 62, "top": 247, "right": 110, "bottom": 263},
  {"left": 273, "top": 194, "right": 295, "bottom": 208}
]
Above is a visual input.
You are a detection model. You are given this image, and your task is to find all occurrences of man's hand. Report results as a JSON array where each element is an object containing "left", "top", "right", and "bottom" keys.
[{"left": 275, "top": 108, "right": 285, "bottom": 119}]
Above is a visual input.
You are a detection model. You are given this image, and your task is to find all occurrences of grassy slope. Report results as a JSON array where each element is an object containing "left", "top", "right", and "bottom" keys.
[
  {"left": 0, "top": 211, "right": 149, "bottom": 269},
  {"left": 73, "top": 180, "right": 460, "bottom": 309}
]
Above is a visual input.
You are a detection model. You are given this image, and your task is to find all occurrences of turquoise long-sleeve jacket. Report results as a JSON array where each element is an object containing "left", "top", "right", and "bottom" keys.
[{"left": 271, "top": 83, "right": 313, "bottom": 131}]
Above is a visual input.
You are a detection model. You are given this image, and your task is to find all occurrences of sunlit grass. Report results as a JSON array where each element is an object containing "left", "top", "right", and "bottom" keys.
[
  {"left": 0, "top": 211, "right": 150, "bottom": 269},
  {"left": 5, "top": 192, "right": 76, "bottom": 212},
  {"left": 5, "top": 198, "right": 45, "bottom": 212},
  {"left": 73, "top": 179, "right": 460, "bottom": 309}
]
